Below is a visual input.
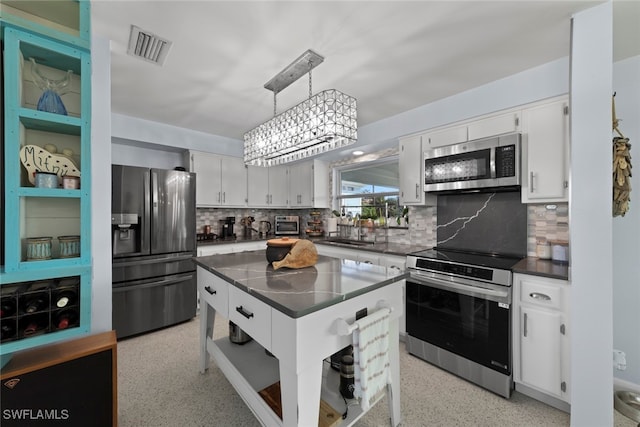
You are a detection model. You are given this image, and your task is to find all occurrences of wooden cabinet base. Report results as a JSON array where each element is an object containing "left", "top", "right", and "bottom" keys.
[{"left": 1, "top": 331, "right": 117, "bottom": 427}]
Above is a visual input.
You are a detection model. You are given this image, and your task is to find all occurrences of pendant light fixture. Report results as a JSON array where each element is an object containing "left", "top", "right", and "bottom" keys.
[{"left": 244, "top": 49, "right": 357, "bottom": 166}]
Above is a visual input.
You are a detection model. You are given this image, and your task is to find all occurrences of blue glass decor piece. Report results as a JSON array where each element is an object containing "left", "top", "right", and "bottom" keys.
[
  {"left": 30, "top": 58, "right": 73, "bottom": 116},
  {"left": 36, "top": 90, "right": 68, "bottom": 115}
]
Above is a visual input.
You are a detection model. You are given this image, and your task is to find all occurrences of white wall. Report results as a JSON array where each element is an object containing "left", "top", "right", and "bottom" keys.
[
  {"left": 569, "top": 3, "right": 613, "bottom": 425},
  {"left": 91, "top": 35, "right": 112, "bottom": 333},
  {"left": 112, "top": 138, "right": 185, "bottom": 170},
  {"left": 613, "top": 55, "right": 640, "bottom": 389},
  {"left": 111, "top": 113, "right": 243, "bottom": 157}
]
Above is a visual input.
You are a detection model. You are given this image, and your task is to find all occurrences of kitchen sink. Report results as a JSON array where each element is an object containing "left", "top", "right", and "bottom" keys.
[{"left": 324, "top": 239, "right": 375, "bottom": 247}]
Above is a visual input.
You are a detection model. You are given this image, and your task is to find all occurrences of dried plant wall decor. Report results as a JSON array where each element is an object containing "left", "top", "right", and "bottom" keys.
[{"left": 612, "top": 93, "right": 632, "bottom": 217}]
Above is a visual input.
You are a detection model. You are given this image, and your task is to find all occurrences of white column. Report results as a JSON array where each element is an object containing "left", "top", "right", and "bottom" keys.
[{"left": 569, "top": 2, "right": 614, "bottom": 425}]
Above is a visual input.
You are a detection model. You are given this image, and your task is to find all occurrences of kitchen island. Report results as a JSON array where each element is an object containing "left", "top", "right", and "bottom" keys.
[{"left": 193, "top": 250, "right": 406, "bottom": 427}]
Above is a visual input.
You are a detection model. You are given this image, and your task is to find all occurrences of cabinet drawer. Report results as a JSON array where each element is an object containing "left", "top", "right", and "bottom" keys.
[
  {"left": 520, "top": 279, "right": 563, "bottom": 310},
  {"left": 228, "top": 286, "right": 272, "bottom": 351},
  {"left": 197, "top": 267, "right": 228, "bottom": 317}
]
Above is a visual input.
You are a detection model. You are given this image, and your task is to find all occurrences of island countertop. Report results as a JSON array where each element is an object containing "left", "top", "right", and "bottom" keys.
[{"left": 193, "top": 250, "right": 407, "bottom": 318}]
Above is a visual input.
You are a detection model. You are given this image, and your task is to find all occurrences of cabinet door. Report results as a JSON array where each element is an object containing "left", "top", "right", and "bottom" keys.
[
  {"left": 247, "top": 166, "right": 270, "bottom": 207},
  {"left": 220, "top": 156, "right": 247, "bottom": 207},
  {"left": 424, "top": 125, "right": 467, "bottom": 149},
  {"left": 522, "top": 100, "right": 569, "bottom": 202},
  {"left": 520, "top": 305, "right": 563, "bottom": 396},
  {"left": 190, "top": 151, "right": 222, "bottom": 206},
  {"left": 399, "top": 135, "right": 424, "bottom": 205},
  {"left": 467, "top": 111, "right": 520, "bottom": 141},
  {"left": 268, "top": 166, "right": 289, "bottom": 207},
  {"left": 288, "top": 162, "right": 312, "bottom": 207}
]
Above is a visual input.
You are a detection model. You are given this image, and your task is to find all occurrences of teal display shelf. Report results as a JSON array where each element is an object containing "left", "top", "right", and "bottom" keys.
[
  {"left": 0, "top": 0, "right": 90, "bottom": 50},
  {"left": 1, "top": 0, "right": 92, "bottom": 366}
]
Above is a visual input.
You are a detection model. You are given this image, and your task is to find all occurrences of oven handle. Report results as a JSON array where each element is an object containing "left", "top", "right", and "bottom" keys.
[{"left": 408, "top": 273, "right": 510, "bottom": 303}]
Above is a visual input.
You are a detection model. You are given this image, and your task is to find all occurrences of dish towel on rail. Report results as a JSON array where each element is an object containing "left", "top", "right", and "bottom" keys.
[{"left": 353, "top": 307, "right": 391, "bottom": 411}]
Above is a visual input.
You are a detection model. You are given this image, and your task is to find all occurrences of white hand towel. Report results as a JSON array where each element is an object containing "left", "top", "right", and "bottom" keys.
[{"left": 353, "top": 308, "right": 391, "bottom": 411}]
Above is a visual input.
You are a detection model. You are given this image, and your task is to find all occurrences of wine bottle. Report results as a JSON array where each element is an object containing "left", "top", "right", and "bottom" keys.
[
  {"left": 23, "top": 320, "right": 41, "bottom": 336},
  {"left": 23, "top": 295, "right": 47, "bottom": 314},
  {"left": 1, "top": 297, "right": 17, "bottom": 318},
  {"left": 1, "top": 322, "right": 17, "bottom": 341},
  {"left": 54, "top": 309, "right": 78, "bottom": 330},
  {"left": 53, "top": 288, "right": 77, "bottom": 308}
]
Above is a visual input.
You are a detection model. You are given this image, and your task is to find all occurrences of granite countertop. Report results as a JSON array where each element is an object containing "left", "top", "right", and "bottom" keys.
[
  {"left": 193, "top": 250, "right": 407, "bottom": 318},
  {"left": 512, "top": 257, "right": 570, "bottom": 281}
]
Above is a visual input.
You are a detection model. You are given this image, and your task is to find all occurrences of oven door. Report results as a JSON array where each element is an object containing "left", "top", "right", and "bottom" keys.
[{"left": 406, "top": 271, "right": 512, "bottom": 375}]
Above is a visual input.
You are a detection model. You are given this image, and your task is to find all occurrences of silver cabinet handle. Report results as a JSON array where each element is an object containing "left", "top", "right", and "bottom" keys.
[
  {"left": 415, "top": 183, "right": 419, "bottom": 198},
  {"left": 523, "top": 312, "right": 528, "bottom": 337},
  {"left": 204, "top": 286, "right": 216, "bottom": 295},
  {"left": 266, "top": 194, "right": 269, "bottom": 204},
  {"left": 529, "top": 292, "right": 551, "bottom": 301},
  {"left": 223, "top": 192, "right": 225, "bottom": 203},
  {"left": 217, "top": 192, "right": 221, "bottom": 203},
  {"left": 530, "top": 171, "right": 535, "bottom": 192}
]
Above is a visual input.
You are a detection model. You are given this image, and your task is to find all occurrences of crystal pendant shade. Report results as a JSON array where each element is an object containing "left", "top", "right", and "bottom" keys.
[{"left": 244, "top": 89, "right": 357, "bottom": 167}]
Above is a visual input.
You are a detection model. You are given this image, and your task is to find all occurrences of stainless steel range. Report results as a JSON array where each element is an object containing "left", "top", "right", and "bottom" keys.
[{"left": 405, "top": 247, "right": 523, "bottom": 398}]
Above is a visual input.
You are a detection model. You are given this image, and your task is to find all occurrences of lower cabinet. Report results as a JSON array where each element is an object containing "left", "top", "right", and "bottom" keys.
[{"left": 513, "top": 273, "right": 571, "bottom": 411}]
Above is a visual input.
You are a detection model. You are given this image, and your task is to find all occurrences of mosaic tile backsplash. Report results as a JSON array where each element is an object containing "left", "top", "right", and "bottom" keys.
[{"left": 197, "top": 201, "right": 568, "bottom": 257}]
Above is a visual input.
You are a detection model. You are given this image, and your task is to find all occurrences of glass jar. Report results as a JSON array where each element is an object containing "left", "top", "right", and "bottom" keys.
[{"left": 536, "top": 238, "right": 551, "bottom": 259}]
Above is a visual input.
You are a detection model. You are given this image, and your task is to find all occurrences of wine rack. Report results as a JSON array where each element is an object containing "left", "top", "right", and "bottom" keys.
[{"left": 1, "top": 275, "right": 81, "bottom": 343}]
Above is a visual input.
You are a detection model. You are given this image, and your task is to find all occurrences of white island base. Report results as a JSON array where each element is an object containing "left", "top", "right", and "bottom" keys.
[{"left": 198, "top": 269, "right": 403, "bottom": 427}]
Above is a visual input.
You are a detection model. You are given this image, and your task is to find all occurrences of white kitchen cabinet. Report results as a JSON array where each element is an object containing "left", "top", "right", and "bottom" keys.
[
  {"left": 423, "top": 110, "right": 521, "bottom": 150},
  {"left": 187, "top": 151, "right": 247, "bottom": 207},
  {"left": 424, "top": 125, "right": 468, "bottom": 149},
  {"left": 247, "top": 165, "right": 288, "bottom": 207},
  {"left": 521, "top": 97, "right": 570, "bottom": 203},
  {"left": 513, "top": 273, "right": 571, "bottom": 411},
  {"left": 288, "top": 159, "right": 329, "bottom": 208},
  {"left": 467, "top": 111, "right": 521, "bottom": 141},
  {"left": 197, "top": 244, "right": 237, "bottom": 257},
  {"left": 399, "top": 134, "right": 426, "bottom": 205}
]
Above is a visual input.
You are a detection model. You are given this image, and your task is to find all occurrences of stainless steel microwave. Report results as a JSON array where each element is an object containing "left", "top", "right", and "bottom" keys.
[
  {"left": 274, "top": 215, "right": 300, "bottom": 235},
  {"left": 424, "top": 133, "right": 521, "bottom": 193}
]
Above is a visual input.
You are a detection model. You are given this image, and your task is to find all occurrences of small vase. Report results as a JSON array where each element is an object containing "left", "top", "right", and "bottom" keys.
[
  {"left": 37, "top": 89, "right": 68, "bottom": 115},
  {"left": 30, "top": 57, "right": 72, "bottom": 116}
]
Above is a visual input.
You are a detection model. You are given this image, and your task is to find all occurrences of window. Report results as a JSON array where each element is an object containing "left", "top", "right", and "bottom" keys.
[{"left": 336, "top": 157, "right": 400, "bottom": 220}]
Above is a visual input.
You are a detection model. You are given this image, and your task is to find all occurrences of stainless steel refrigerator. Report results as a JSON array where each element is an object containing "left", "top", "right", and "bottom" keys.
[{"left": 111, "top": 165, "right": 196, "bottom": 339}]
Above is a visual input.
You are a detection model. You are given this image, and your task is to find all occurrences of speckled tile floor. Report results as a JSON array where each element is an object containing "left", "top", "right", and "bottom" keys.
[{"left": 117, "top": 314, "right": 636, "bottom": 427}]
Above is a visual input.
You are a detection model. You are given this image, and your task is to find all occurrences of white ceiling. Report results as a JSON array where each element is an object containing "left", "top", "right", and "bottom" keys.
[{"left": 92, "top": 1, "right": 639, "bottom": 152}]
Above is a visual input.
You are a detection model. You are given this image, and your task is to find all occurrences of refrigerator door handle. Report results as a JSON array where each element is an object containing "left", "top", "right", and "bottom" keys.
[
  {"left": 151, "top": 170, "right": 159, "bottom": 250},
  {"left": 113, "top": 272, "right": 194, "bottom": 292},
  {"left": 112, "top": 253, "right": 194, "bottom": 268}
]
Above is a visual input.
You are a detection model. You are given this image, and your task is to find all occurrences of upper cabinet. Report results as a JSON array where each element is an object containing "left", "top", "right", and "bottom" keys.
[
  {"left": 186, "top": 151, "right": 247, "bottom": 207},
  {"left": 399, "top": 134, "right": 425, "bottom": 205},
  {"left": 521, "top": 97, "right": 569, "bottom": 203},
  {"left": 1, "top": 1, "right": 92, "bottom": 359},
  {"left": 288, "top": 159, "right": 329, "bottom": 208},
  {"left": 246, "top": 165, "right": 288, "bottom": 208},
  {"left": 423, "top": 111, "right": 521, "bottom": 150}
]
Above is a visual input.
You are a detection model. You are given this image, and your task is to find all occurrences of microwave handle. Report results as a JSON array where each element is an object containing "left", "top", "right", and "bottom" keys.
[{"left": 490, "top": 147, "right": 497, "bottom": 179}]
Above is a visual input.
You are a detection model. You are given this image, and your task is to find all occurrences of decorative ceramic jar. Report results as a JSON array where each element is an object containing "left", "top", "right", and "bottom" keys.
[
  {"left": 26, "top": 237, "right": 52, "bottom": 260},
  {"left": 34, "top": 171, "right": 58, "bottom": 188},
  {"left": 58, "top": 235, "right": 80, "bottom": 258},
  {"left": 62, "top": 175, "right": 80, "bottom": 189}
]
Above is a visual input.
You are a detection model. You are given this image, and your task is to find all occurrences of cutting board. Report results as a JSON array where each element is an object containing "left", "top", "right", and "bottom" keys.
[{"left": 258, "top": 381, "right": 341, "bottom": 427}]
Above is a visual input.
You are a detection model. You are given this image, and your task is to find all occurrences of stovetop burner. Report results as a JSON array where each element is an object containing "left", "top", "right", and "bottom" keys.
[{"left": 408, "top": 247, "right": 524, "bottom": 271}]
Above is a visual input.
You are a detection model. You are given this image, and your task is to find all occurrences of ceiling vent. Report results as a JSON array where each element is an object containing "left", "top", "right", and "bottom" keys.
[{"left": 127, "top": 25, "right": 173, "bottom": 66}]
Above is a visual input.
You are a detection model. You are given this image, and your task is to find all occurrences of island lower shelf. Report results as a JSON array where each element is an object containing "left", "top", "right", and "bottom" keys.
[{"left": 207, "top": 335, "right": 384, "bottom": 427}]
